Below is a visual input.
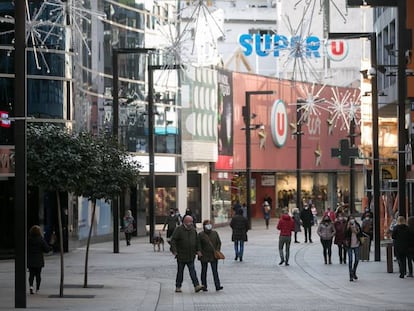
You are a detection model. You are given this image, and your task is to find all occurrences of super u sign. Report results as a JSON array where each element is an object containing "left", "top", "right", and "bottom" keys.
[{"left": 238, "top": 34, "right": 349, "bottom": 62}]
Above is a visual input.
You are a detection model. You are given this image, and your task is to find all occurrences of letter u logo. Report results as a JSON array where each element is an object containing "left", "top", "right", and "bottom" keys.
[
  {"left": 331, "top": 41, "right": 344, "bottom": 56},
  {"left": 277, "top": 112, "right": 285, "bottom": 136}
]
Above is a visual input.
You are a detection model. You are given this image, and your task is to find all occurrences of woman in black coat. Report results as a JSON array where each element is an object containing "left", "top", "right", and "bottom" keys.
[
  {"left": 392, "top": 216, "right": 411, "bottom": 278},
  {"left": 230, "top": 209, "right": 249, "bottom": 261},
  {"left": 27, "top": 225, "right": 52, "bottom": 294}
]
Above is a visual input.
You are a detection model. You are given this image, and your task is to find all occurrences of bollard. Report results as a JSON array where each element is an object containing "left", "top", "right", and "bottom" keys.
[{"left": 386, "top": 243, "right": 393, "bottom": 273}]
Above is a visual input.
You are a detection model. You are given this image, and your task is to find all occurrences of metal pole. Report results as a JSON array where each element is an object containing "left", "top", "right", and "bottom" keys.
[
  {"left": 148, "top": 64, "right": 156, "bottom": 243},
  {"left": 349, "top": 120, "right": 356, "bottom": 215},
  {"left": 296, "top": 101, "right": 302, "bottom": 210},
  {"left": 370, "top": 34, "right": 381, "bottom": 262},
  {"left": 245, "top": 93, "right": 252, "bottom": 229},
  {"left": 112, "top": 49, "right": 120, "bottom": 253},
  {"left": 15, "top": 0, "right": 27, "bottom": 307},
  {"left": 397, "top": 0, "right": 407, "bottom": 217}
]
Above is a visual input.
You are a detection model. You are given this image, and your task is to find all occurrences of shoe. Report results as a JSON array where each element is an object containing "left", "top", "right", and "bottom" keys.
[
  {"left": 407, "top": 273, "right": 413, "bottom": 277},
  {"left": 353, "top": 273, "right": 358, "bottom": 280},
  {"left": 328, "top": 259, "right": 332, "bottom": 265},
  {"left": 239, "top": 257, "right": 243, "bottom": 262},
  {"left": 339, "top": 260, "right": 343, "bottom": 264},
  {"left": 194, "top": 285, "right": 204, "bottom": 292},
  {"left": 399, "top": 274, "right": 404, "bottom": 279},
  {"left": 309, "top": 240, "right": 313, "bottom": 243},
  {"left": 30, "top": 287, "right": 34, "bottom": 295},
  {"left": 294, "top": 241, "right": 300, "bottom": 243},
  {"left": 279, "top": 260, "right": 285, "bottom": 265},
  {"left": 216, "top": 286, "right": 223, "bottom": 291},
  {"left": 349, "top": 277, "right": 354, "bottom": 282},
  {"left": 304, "top": 240, "right": 308, "bottom": 243},
  {"left": 202, "top": 288, "right": 208, "bottom": 292},
  {"left": 285, "top": 262, "right": 289, "bottom": 266},
  {"left": 175, "top": 287, "right": 182, "bottom": 293},
  {"left": 234, "top": 256, "right": 238, "bottom": 261}
]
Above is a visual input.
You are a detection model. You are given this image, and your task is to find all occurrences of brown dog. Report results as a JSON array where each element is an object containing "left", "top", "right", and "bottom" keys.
[{"left": 153, "top": 231, "right": 164, "bottom": 252}]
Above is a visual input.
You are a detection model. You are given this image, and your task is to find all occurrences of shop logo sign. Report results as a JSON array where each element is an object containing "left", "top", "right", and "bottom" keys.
[{"left": 270, "top": 100, "right": 288, "bottom": 148}]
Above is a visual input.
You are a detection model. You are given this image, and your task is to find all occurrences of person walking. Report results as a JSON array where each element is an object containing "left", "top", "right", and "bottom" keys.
[
  {"left": 170, "top": 215, "right": 204, "bottom": 293},
  {"left": 300, "top": 204, "right": 314, "bottom": 243},
  {"left": 345, "top": 216, "right": 363, "bottom": 282},
  {"left": 361, "top": 210, "right": 373, "bottom": 253},
  {"left": 198, "top": 220, "right": 223, "bottom": 292},
  {"left": 334, "top": 213, "right": 347, "bottom": 264},
  {"left": 392, "top": 216, "right": 411, "bottom": 279},
  {"left": 27, "top": 225, "right": 52, "bottom": 294},
  {"left": 317, "top": 215, "right": 336, "bottom": 264},
  {"left": 123, "top": 209, "right": 135, "bottom": 246},
  {"left": 262, "top": 200, "right": 271, "bottom": 229},
  {"left": 292, "top": 207, "right": 301, "bottom": 243},
  {"left": 163, "top": 208, "right": 181, "bottom": 243},
  {"left": 407, "top": 216, "right": 414, "bottom": 277},
  {"left": 277, "top": 209, "right": 295, "bottom": 266},
  {"left": 230, "top": 208, "right": 249, "bottom": 261}
]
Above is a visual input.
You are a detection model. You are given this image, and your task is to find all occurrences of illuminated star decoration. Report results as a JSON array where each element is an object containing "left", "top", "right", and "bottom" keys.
[
  {"left": 162, "top": 0, "right": 225, "bottom": 67},
  {"left": 293, "top": 83, "right": 329, "bottom": 125},
  {"left": 293, "top": 0, "right": 348, "bottom": 24},
  {"left": 325, "top": 87, "right": 361, "bottom": 132}
]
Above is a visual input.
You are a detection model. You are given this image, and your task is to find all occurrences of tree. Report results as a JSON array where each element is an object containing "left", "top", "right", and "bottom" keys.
[
  {"left": 73, "top": 133, "right": 141, "bottom": 288},
  {"left": 27, "top": 123, "right": 90, "bottom": 297}
]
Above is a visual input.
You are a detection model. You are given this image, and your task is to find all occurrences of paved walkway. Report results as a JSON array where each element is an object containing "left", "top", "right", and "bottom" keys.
[{"left": 0, "top": 219, "right": 413, "bottom": 311}]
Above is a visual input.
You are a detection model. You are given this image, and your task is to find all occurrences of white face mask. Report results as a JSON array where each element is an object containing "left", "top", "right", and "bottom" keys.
[{"left": 204, "top": 224, "right": 212, "bottom": 230}]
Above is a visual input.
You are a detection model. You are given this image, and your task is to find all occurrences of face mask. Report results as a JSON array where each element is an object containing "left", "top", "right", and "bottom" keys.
[
  {"left": 184, "top": 223, "right": 192, "bottom": 230},
  {"left": 365, "top": 217, "right": 370, "bottom": 220},
  {"left": 350, "top": 220, "right": 355, "bottom": 225},
  {"left": 204, "top": 224, "right": 212, "bottom": 230},
  {"left": 338, "top": 217, "right": 343, "bottom": 221}
]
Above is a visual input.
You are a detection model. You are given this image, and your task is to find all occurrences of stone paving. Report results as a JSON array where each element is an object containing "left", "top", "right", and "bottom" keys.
[{"left": 0, "top": 218, "right": 413, "bottom": 311}]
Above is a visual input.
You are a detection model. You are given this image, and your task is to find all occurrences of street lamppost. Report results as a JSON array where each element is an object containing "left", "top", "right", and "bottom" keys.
[
  {"left": 14, "top": 0, "right": 27, "bottom": 307},
  {"left": 295, "top": 99, "right": 306, "bottom": 211},
  {"left": 243, "top": 90, "right": 274, "bottom": 229},
  {"left": 328, "top": 32, "right": 380, "bottom": 261}
]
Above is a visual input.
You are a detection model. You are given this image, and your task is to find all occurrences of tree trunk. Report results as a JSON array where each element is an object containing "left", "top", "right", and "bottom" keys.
[
  {"left": 56, "top": 191, "right": 65, "bottom": 297},
  {"left": 84, "top": 199, "right": 97, "bottom": 288}
]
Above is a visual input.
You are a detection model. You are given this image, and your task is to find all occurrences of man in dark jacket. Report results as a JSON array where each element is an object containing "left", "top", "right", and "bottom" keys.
[
  {"left": 170, "top": 215, "right": 204, "bottom": 293},
  {"left": 230, "top": 208, "right": 249, "bottom": 261},
  {"left": 300, "top": 205, "right": 314, "bottom": 243}
]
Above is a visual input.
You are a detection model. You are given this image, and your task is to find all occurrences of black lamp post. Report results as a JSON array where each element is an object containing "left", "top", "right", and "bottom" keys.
[
  {"left": 243, "top": 90, "right": 274, "bottom": 229},
  {"left": 14, "top": 0, "right": 27, "bottom": 307},
  {"left": 296, "top": 99, "right": 306, "bottom": 211},
  {"left": 328, "top": 32, "right": 380, "bottom": 261}
]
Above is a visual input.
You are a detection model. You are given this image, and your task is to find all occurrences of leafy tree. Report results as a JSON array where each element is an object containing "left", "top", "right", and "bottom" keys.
[
  {"left": 73, "top": 133, "right": 141, "bottom": 288},
  {"left": 27, "top": 123, "right": 89, "bottom": 297}
]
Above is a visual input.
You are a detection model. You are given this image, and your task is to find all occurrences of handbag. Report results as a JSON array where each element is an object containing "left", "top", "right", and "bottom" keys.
[
  {"left": 206, "top": 233, "right": 225, "bottom": 260},
  {"left": 214, "top": 250, "right": 225, "bottom": 260}
]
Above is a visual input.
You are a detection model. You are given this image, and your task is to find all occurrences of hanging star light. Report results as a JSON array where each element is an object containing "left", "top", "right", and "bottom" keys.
[
  {"left": 293, "top": 82, "right": 330, "bottom": 124},
  {"left": 325, "top": 87, "right": 361, "bottom": 132},
  {"left": 294, "top": 0, "right": 348, "bottom": 24},
  {"left": 161, "top": 0, "right": 225, "bottom": 67}
]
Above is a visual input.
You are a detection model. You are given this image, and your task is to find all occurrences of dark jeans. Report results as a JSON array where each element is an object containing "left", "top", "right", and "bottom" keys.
[
  {"left": 28, "top": 267, "right": 42, "bottom": 290},
  {"left": 397, "top": 252, "right": 408, "bottom": 277},
  {"left": 201, "top": 260, "right": 221, "bottom": 290},
  {"left": 124, "top": 232, "right": 132, "bottom": 245},
  {"left": 175, "top": 260, "right": 200, "bottom": 288},
  {"left": 321, "top": 239, "right": 333, "bottom": 260},
  {"left": 337, "top": 245, "right": 347, "bottom": 263},
  {"left": 234, "top": 240, "right": 245, "bottom": 259},
  {"left": 303, "top": 226, "right": 312, "bottom": 242},
  {"left": 348, "top": 247, "right": 360, "bottom": 275}
]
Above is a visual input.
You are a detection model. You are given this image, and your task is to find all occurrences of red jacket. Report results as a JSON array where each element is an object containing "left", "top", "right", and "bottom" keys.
[{"left": 277, "top": 214, "right": 295, "bottom": 236}]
